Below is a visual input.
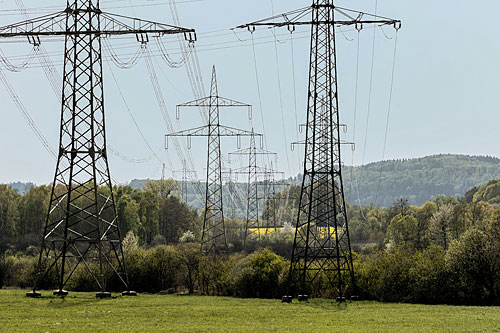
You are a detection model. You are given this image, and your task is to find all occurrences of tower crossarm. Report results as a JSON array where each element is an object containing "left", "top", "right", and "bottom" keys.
[
  {"left": 167, "top": 125, "right": 261, "bottom": 138},
  {"left": 177, "top": 96, "right": 251, "bottom": 108},
  {"left": 229, "top": 148, "right": 277, "bottom": 156},
  {"left": 176, "top": 96, "right": 252, "bottom": 120},
  {"left": 234, "top": 5, "right": 400, "bottom": 30},
  {"left": 0, "top": 8, "right": 195, "bottom": 39},
  {"left": 291, "top": 139, "right": 355, "bottom": 152},
  {"left": 223, "top": 166, "right": 284, "bottom": 176}
]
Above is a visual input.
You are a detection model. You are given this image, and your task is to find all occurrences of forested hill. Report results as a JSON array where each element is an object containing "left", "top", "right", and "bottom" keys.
[
  {"left": 343, "top": 154, "right": 500, "bottom": 207},
  {"left": 127, "top": 155, "right": 500, "bottom": 209}
]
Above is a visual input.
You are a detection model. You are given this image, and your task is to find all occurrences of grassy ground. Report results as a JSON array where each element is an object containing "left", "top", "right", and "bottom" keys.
[{"left": 0, "top": 289, "right": 499, "bottom": 332}]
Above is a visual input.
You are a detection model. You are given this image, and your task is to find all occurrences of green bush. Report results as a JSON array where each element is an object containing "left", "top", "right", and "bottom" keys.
[
  {"left": 229, "top": 248, "right": 287, "bottom": 298},
  {"left": 198, "top": 253, "right": 242, "bottom": 296},
  {"left": 408, "top": 245, "right": 448, "bottom": 304},
  {"left": 127, "top": 245, "right": 181, "bottom": 293},
  {"left": 2, "top": 255, "right": 37, "bottom": 289},
  {"left": 177, "top": 243, "right": 202, "bottom": 294},
  {"left": 68, "top": 262, "right": 100, "bottom": 292},
  {"left": 0, "top": 256, "right": 6, "bottom": 288},
  {"left": 357, "top": 245, "right": 417, "bottom": 302},
  {"left": 445, "top": 228, "right": 493, "bottom": 305}
]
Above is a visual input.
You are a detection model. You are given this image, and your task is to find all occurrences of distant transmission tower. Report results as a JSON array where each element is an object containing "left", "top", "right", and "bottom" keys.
[
  {"left": 237, "top": 1, "right": 401, "bottom": 301},
  {"left": 0, "top": 0, "right": 195, "bottom": 298},
  {"left": 229, "top": 132, "right": 281, "bottom": 248},
  {"left": 259, "top": 162, "right": 286, "bottom": 233},
  {"left": 166, "top": 66, "right": 259, "bottom": 254},
  {"left": 173, "top": 160, "right": 194, "bottom": 205},
  {"left": 222, "top": 167, "right": 242, "bottom": 219}
]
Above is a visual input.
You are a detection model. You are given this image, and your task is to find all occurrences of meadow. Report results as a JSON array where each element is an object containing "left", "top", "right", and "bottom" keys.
[{"left": 0, "top": 290, "right": 499, "bottom": 332}]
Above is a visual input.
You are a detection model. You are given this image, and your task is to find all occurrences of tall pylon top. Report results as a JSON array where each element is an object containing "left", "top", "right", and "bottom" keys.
[
  {"left": 68, "top": 0, "right": 99, "bottom": 10},
  {"left": 210, "top": 65, "right": 218, "bottom": 98}
]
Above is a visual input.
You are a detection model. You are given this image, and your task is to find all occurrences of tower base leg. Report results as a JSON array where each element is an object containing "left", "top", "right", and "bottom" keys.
[
  {"left": 122, "top": 291, "right": 137, "bottom": 296},
  {"left": 281, "top": 295, "right": 293, "bottom": 303},
  {"left": 26, "top": 291, "right": 41, "bottom": 298},
  {"left": 96, "top": 292, "right": 112, "bottom": 299},
  {"left": 298, "top": 295, "right": 309, "bottom": 302},
  {"left": 53, "top": 290, "right": 68, "bottom": 297}
]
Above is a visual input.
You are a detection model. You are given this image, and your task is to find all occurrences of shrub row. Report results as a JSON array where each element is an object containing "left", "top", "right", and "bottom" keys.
[{"left": 2, "top": 229, "right": 500, "bottom": 305}]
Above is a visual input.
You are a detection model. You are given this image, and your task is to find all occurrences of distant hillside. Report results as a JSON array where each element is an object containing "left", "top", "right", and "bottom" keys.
[
  {"left": 129, "top": 154, "right": 500, "bottom": 209},
  {"left": 343, "top": 154, "right": 500, "bottom": 207}
]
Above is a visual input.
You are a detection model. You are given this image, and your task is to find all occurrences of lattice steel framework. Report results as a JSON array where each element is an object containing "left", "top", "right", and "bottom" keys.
[
  {"left": 167, "top": 66, "right": 258, "bottom": 254},
  {"left": 260, "top": 163, "right": 286, "bottom": 233},
  {"left": 237, "top": 1, "right": 400, "bottom": 299},
  {"left": 0, "top": 0, "right": 195, "bottom": 297},
  {"left": 173, "top": 160, "right": 195, "bottom": 205},
  {"left": 229, "top": 136, "right": 280, "bottom": 248}
]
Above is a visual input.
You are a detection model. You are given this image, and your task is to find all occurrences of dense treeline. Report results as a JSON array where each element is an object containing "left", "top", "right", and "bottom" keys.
[
  {"left": 3, "top": 178, "right": 500, "bottom": 305},
  {"left": 131, "top": 154, "right": 500, "bottom": 210},
  {"left": 0, "top": 180, "right": 199, "bottom": 252}
]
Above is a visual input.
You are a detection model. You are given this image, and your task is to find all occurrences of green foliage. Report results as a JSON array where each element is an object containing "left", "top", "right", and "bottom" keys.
[
  {"left": 345, "top": 154, "right": 500, "bottom": 207},
  {"left": 0, "top": 256, "right": 5, "bottom": 289},
  {"left": 358, "top": 245, "right": 417, "bottom": 302},
  {"left": 0, "top": 180, "right": 199, "bottom": 251},
  {"left": 385, "top": 214, "right": 419, "bottom": 246},
  {"left": 0, "top": 184, "right": 21, "bottom": 242},
  {"left": 445, "top": 228, "right": 494, "bottom": 305},
  {"left": 16, "top": 185, "right": 50, "bottom": 239},
  {"left": 470, "top": 179, "right": 500, "bottom": 204},
  {"left": 408, "top": 245, "right": 448, "bottom": 304},
  {"left": 176, "top": 243, "right": 202, "bottom": 294},
  {"left": 1, "top": 255, "right": 37, "bottom": 289},
  {"left": 128, "top": 245, "right": 181, "bottom": 293},
  {"left": 229, "top": 248, "right": 287, "bottom": 298}
]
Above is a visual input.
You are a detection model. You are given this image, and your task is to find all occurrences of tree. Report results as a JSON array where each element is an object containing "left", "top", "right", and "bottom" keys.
[
  {"left": 159, "top": 196, "right": 196, "bottom": 244},
  {"left": 229, "top": 248, "right": 286, "bottom": 298},
  {"left": 465, "top": 201, "right": 492, "bottom": 228},
  {"left": 385, "top": 214, "right": 418, "bottom": 247},
  {"left": 445, "top": 228, "right": 493, "bottom": 304},
  {"left": 116, "top": 193, "right": 140, "bottom": 237},
  {"left": 179, "top": 230, "right": 196, "bottom": 243},
  {"left": 16, "top": 185, "right": 50, "bottom": 240},
  {"left": 177, "top": 243, "right": 201, "bottom": 294},
  {"left": 428, "top": 204, "right": 455, "bottom": 250},
  {"left": 0, "top": 185, "right": 20, "bottom": 251},
  {"left": 414, "top": 202, "right": 436, "bottom": 250},
  {"left": 138, "top": 189, "right": 159, "bottom": 245}
]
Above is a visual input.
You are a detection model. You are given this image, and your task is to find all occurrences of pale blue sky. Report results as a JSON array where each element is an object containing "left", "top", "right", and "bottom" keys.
[{"left": 0, "top": 0, "right": 499, "bottom": 184}]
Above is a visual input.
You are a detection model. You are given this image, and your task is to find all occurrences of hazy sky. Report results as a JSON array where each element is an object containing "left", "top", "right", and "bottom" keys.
[{"left": 0, "top": 0, "right": 499, "bottom": 185}]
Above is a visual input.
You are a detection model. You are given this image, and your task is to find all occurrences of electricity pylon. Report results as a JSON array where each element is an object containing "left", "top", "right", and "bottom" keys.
[
  {"left": 237, "top": 1, "right": 401, "bottom": 301},
  {"left": 222, "top": 167, "right": 243, "bottom": 219},
  {"left": 229, "top": 133, "right": 281, "bottom": 248},
  {"left": 166, "top": 66, "right": 260, "bottom": 254},
  {"left": 172, "top": 160, "right": 197, "bottom": 205},
  {"left": 0, "top": 0, "right": 195, "bottom": 298},
  {"left": 259, "top": 163, "right": 287, "bottom": 233}
]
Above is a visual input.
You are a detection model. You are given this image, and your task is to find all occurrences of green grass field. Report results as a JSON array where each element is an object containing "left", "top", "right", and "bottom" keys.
[{"left": 0, "top": 290, "right": 499, "bottom": 332}]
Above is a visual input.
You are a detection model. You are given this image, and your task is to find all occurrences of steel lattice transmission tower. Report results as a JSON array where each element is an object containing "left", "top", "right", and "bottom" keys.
[
  {"left": 0, "top": 0, "right": 195, "bottom": 298},
  {"left": 237, "top": 1, "right": 400, "bottom": 300},
  {"left": 166, "top": 66, "right": 259, "bottom": 254},
  {"left": 173, "top": 160, "right": 195, "bottom": 205},
  {"left": 260, "top": 162, "right": 286, "bottom": 233},
  {"left": 229, "top": 135, "right": 281, "bottom": 248}
]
